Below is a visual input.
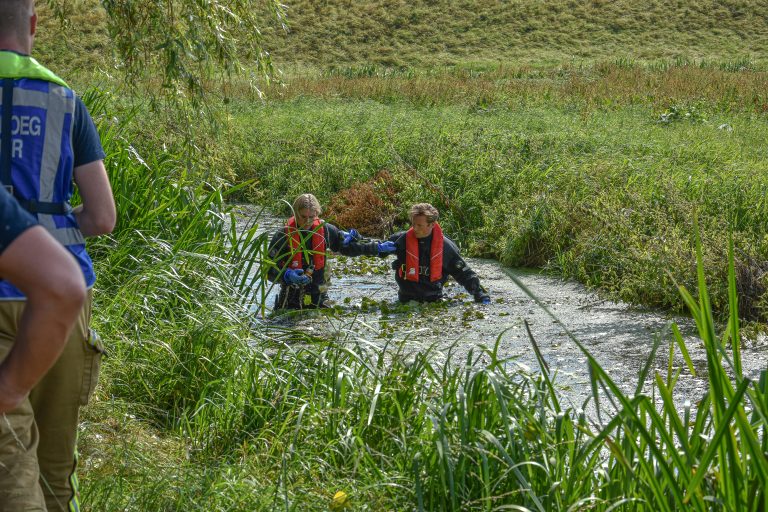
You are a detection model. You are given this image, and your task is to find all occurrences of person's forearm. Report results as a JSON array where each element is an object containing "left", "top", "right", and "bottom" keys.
[
  {"left": 453, "top": 268, "right": 483, "bottom": 297},
  {"left": 72, "top": 161, "right": 116, "bottom": 237},
  {"left": 338, "top": 240, "right": 379, "bottom": 257},
  {"left": 0, "top": 297, "right": 80, "bottom": 413}
]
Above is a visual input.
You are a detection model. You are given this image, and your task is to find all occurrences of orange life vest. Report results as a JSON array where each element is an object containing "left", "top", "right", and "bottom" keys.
[
  {"left": 402, "top": 222, "right": 443, "bottom": 282},
  {"left": 286, "top": 217, "right": 326, "bottom": 270}
]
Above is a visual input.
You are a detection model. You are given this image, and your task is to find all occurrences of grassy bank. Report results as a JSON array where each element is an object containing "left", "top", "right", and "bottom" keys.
[
  {"left": 82, "top": 61, "right": 768, "bottom": 323},
  {"left": 34, "top": 1, "right": 768, "bottom": 78},
  {"left": 30, "top": 2, "right": 768, "bottom": 508},
  {"left": 73, "top": 87, "right": 767, "bottom": 511},
  {"left": 222, "top": 69, "right": 768, "bottom": 321}
]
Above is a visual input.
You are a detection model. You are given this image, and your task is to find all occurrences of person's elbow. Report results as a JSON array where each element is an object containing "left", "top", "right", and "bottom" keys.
[
  {"left": 79, "top": 204, "right": 116, "bottom": 237},
  {"left": 29, "top": 255, "right": 87, "bottom": 319},
  {"left": 8, "top": 228, "right": 88, "bottom": 323},
  {"left": 56, "top": 265, "right": 87, "bottom": 313},
  {"left": 91, "top": 208, "right": 116, "bottom": 235}
]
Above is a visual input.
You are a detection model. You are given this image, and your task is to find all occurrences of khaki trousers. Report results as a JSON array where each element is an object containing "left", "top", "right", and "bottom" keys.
[{"left": 0, "top": 291, "right": 101, "bottom": 512}]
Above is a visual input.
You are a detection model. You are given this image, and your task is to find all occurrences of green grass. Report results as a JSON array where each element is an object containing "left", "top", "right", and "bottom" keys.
[
  {"left": 221, "top": 93, "right": 768, "bottom": 321},
  {"left": 33, "top": 2, "right": 111, "bottom": 85},
  {"left": 71, "top": 88, "right": 767, "bottom": 511},
  {"left": 82, "top": 61, "right": 768, "bottom": 323},
  {"left": 33, "top": 1, "right": 768, "bottom": 81},
  {"left": 259, "top": 0, "right": 768, "bottom": 69},
  {"left": 28, "top": 2, "right": 768, "bottom": 509}
]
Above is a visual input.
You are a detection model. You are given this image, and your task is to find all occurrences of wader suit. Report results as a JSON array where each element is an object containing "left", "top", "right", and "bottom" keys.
[
  {"left": 388, "top": 223, "right": 490, "bottom": 303},
  {"left": 267, "top": 218, "right": 380, "bottom": 309}
]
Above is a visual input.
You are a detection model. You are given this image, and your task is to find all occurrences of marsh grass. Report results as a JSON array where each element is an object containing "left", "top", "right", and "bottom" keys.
[
  {"left": 226, "top": 92, "right": 768, "bottom": 322},
  {"left": 266, "top": 62, "right": 768, "bottom": 113},
  {"left": 34, "top": 2, "right": 768, "bottom": 509},
  {"left": 42, "top": 2, "right": 768, "bottom": 323},
  {"left": 76, "top": 89, "right": 767, "bottom": 510}
]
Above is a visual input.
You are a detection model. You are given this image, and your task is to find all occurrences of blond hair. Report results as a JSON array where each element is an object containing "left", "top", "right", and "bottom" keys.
[
  {"left": 292, "top": 193, "right": 322, "bottom": 217},
  {"left": 409, "top": 203, "right": 439, "bottom": 223}
]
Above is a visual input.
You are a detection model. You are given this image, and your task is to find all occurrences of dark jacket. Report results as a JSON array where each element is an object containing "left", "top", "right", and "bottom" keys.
[
  {"left": 267, "top": 221, "right": 379, "bottom": 309},
  {"left": 388, "top": 230, "right": 489, "bottom": 303}
]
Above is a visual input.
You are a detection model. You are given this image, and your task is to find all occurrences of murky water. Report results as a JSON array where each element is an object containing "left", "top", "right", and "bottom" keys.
[{"left": 239, "top": 206, "right": 767, "bottom": 413}]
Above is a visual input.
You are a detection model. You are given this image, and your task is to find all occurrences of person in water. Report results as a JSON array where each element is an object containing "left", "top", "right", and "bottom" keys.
[
  {"left": 385, "top": 203, "right": 490, "bottom": 304},
  {"left": 266, "top": 193, "right": 396, "bottom": 309}
]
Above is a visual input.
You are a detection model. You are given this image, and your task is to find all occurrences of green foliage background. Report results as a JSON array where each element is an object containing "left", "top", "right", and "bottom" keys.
[
  {"left": 32, "top": 0, "right": 768, "bottom": 320},
  {"left": 22, "top": 1, "right": 768, "bottom": 509},
  {"left": 35, "top": 0, "right": 768, "bottom": 77}
]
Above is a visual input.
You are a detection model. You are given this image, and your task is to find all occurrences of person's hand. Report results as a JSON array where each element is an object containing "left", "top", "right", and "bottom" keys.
[
  {"left": 284, "top": 268, "right": 311, "bottom": 286},
  {"left": 342, "top": 229, "right": 360, "bottom": 247},
  {"left": 476, "top": 295, "right": 491, "bottom": 305},
  {"left": 377, "top": 241, "right": 397, "bottom": 255}
]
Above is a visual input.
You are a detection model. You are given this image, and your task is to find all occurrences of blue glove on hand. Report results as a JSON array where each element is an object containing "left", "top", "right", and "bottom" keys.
[
  {"left": 342, "top": 229, "right": 360, "bottom": 247},
  {"left": 477, "top": 295, "right": 491, "bottom": 305},
  {"left": 377, "top": 241, "right": 397, "bottom": 255},
  {"left": 284, "top": 268, "right": 311, "bottom": 286}
]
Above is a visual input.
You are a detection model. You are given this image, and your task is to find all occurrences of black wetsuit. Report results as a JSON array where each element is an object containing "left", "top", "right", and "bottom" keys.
[
  {"left": 267, "top": 221, "right": 379, "bottom": 309},
  {"left": 388, "top": 230, "right": 489, "bottom": 303}
]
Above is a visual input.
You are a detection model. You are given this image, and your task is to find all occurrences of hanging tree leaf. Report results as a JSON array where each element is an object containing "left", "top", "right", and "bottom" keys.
[{"left": 43, "top": 0, "right": 287, "bottom": 97}]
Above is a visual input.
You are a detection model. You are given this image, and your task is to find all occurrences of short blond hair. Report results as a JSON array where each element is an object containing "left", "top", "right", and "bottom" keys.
[
  {"left": 292, "top": 193, "right": 322, "bottom": 216},
  {"left": 409, "top": 203, "right": 439, "bottom": 223}
]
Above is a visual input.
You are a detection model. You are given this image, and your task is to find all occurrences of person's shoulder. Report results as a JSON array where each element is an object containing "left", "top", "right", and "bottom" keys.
[
  {"left": 442, "top": 235, "right": 461, "bottom": 253},
  {"left": 271, "top": 226, "right": 288, "bottom": 240},
  {"left": 388, "top": 231, "right": 407, "bottom": 244},
  {"left": 319, "top": 221, "right": 339, "bottom": 237},
  {"left": 73, "top": 94, "right": 89, "bottom": 117},
  {"left": 0, "top": 189, "right": 37, "bottom": 253},
  {"left": 320, "top": 220, "right": 337, "bottom": 230}
]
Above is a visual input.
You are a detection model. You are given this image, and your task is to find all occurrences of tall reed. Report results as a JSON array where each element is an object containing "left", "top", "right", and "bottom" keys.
[{"left": 81, "top": 89, "right": 766, "bottom": 511}]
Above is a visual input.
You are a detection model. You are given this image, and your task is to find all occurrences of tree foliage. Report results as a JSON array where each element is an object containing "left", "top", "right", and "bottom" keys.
[{"left": 44, "top": 0, "right": 287, "bottom": 97}]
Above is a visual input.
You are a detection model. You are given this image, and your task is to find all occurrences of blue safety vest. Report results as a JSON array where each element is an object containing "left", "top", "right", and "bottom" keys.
[{"left": 0, "top": 51, "right": 95, "bottom": 298}]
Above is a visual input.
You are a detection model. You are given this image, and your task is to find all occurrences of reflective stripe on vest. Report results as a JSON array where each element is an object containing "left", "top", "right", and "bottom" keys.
[
  {"left": 0, "top": 53, "right": 91, "bottom": 298},
  {"left": 0, "top": 79, "right": 83, "bottom": 245},
  {"left": 0, "top": 54, "right": 84, "bottom": 247}
]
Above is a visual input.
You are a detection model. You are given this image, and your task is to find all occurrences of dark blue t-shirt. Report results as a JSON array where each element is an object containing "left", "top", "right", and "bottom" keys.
[
  {"left": 73, "top": 96, "right": 106, "bottom": 167},
  {"left": 0, "top": 185, "right": 36, "bottom": 254}
]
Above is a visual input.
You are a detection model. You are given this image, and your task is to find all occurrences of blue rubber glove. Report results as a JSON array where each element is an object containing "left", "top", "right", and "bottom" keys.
[
  {"left": 477, "top": 295, "right": 491, "bottom": 305},
  {"left": 377, "top": 241, "right": 397, "bottom": 255},
  {"left": 342, "top": 229, "right": 360, "bottom": 247},
  {"left": 284, "top": 268, "right": 311, "bottom": 286}
]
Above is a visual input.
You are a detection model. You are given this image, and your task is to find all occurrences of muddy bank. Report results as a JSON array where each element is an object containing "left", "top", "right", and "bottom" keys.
[{"left": 243, "top": 207, "right": 767, "bottom": 413}]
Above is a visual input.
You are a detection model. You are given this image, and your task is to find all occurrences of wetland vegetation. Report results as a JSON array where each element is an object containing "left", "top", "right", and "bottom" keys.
[{"left": 31, "top": 1, "right": 768, "bottom": 509}]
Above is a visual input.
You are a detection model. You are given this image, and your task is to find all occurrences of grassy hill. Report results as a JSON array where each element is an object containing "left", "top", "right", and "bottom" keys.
[
  {"left": 260, "top": 0, "right": 768, "bottom": 68},
  {"left": 34, "top": 0, "right": 768, "bottom": 77},
  {"left": 34, "top": 2, "right": 111, "bottom": 81}
]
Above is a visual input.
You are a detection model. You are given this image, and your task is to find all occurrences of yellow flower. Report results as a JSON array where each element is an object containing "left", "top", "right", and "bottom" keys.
[{"left": 330, "top": 490, "right": 349, "bottom": 510}]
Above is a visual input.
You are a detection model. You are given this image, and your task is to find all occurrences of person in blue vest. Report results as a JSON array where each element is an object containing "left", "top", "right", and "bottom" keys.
[
  {"left": 386, "top": 203, "right": 490, "bottom": 304},
  {"left": 0, "top": 185, "right": 88, "bottom": 511},
  {"left": 0, "top": 1, "right": 116, "bottom": 510},
  {"left": 266, "top": 193, "right": 396, "bottom": 310}
]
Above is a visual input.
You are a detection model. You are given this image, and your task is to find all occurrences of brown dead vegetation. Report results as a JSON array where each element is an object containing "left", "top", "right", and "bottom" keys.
[{"left": 325, "top": 170, "right": 402, "bottom": 238}]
